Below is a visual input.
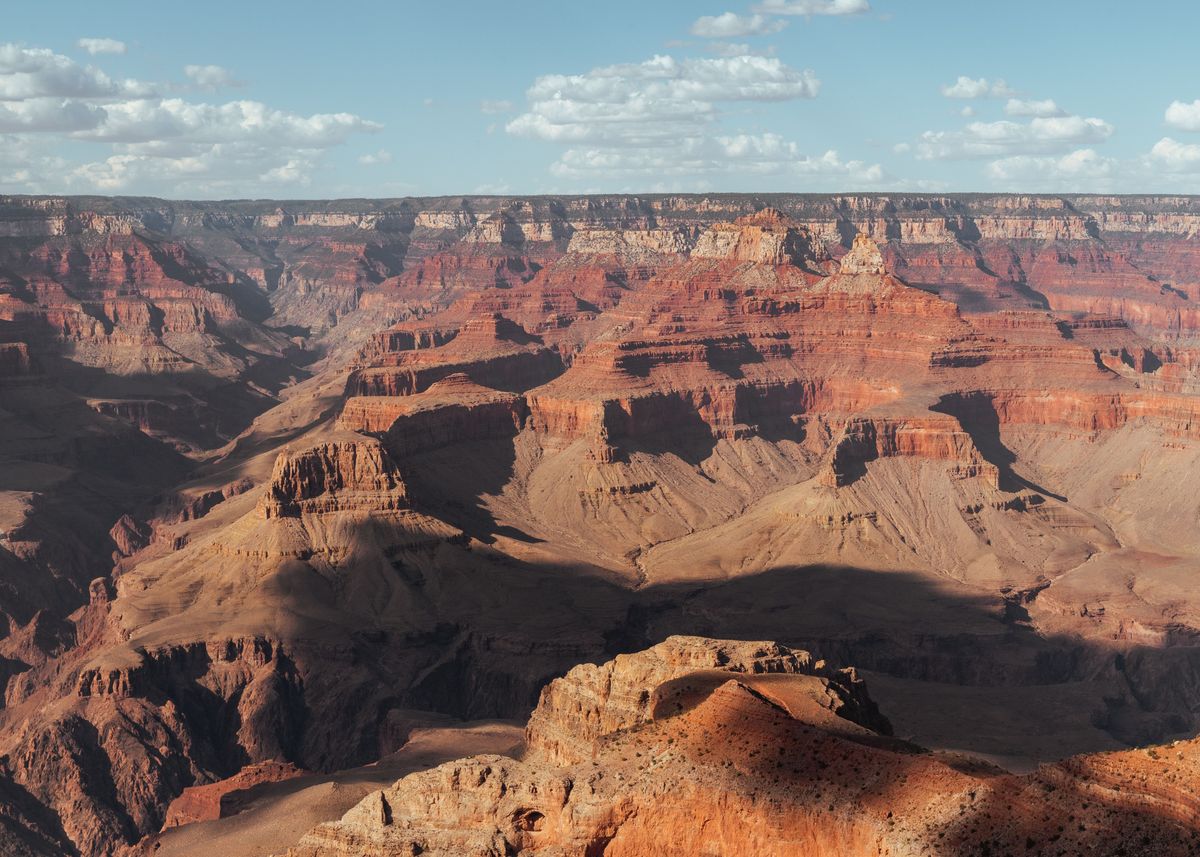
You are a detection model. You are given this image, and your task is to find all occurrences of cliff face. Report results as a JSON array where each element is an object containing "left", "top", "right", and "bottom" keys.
[
  {"left": 258, "top": 438, "right": 409, "bottom": 518},
  {"left": 4, "top": 194, "right": 1200, "bottom": 857}
]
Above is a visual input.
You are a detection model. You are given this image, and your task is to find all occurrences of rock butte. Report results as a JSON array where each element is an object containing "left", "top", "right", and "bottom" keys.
[{"left": 0, "top": 194, "right": 1199, "bottom": 855}]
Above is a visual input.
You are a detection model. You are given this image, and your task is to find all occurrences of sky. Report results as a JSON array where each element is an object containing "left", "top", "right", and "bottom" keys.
[{"left": 4, "top": 0, "right": 1200, "bottom": 199}]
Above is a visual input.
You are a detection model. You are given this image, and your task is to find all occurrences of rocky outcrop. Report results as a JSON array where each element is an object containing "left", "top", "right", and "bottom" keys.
[
  {"left": 258, "top": 438, "right": 408, "bottom": 518},
  {"left": 341, "top": 375, "right": 528, "bottom": 454},
  {"left": 566, "top": 226, "right": 694, "bottom": 258},
  {"left": 837, "top": 232, "right": 886, "bottom": 274},
  {"left": 691, "top": 209, "right": 820, "bottom": 267},
  {"left": 523, "top": 635, "right": 887, "bottom": 765},
  {"left": 289, "top": 637, "right": 1200, "bottom": 857},
  {"left": 348, "top": 314, "right": 563, "bottom": 398},
  {"left": 822, "top": 415, "right": 999, "bottom": 487}
]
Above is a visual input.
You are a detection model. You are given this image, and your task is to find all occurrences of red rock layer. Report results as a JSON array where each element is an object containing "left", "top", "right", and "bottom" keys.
[{"left": 160, "top": 760, "right": 303, "bottom": 829}]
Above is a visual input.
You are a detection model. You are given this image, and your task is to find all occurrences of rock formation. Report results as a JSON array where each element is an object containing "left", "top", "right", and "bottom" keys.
[
  {"left": 838, "top": 231, "right": 886, "bottom": 274},
  {"left": 289, "top": 637, "right": 1200, "bottom": 857},
  {"left": 1, "top": 193, "right": 1200, "bottom": 856}
]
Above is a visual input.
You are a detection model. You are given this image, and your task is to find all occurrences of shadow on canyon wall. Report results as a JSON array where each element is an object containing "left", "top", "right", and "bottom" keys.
[{"left": 387, "top": 551, "right": 1199, "bottom": 759}]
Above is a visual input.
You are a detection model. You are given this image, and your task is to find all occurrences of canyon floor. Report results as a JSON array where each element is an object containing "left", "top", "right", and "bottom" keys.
[{"left": 1, "top": 193, "right": 1200, "bottom": 855}]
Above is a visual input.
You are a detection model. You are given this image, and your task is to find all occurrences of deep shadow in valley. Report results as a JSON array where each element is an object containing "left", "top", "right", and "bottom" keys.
[
  {"left": 367, "top": 546, "right": 1200, "bottom": 763},
  {"left": 342, "top": 427, "right": 1198, "bottom": 760}
]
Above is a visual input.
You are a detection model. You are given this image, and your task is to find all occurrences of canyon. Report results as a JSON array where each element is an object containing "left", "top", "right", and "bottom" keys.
[{"left": 0, "top": 193, "right": 1199, "bottom": 854}]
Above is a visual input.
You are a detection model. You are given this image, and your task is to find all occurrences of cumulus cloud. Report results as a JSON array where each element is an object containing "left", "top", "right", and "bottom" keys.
[
  {"left": 506, "top": 52, "right": 849, "bottom": 187},
  {"left": 358, "top": 148, "right": 392, "bottom": 165},
  {"left": 1165, "top": 100, "right": 1200, "bottom": 132},
  {"left": 183, "top": 64, "right": 240, "bottom": 90},
  {"left": 0, "top": 42, "right": 379, "bottom": 195},
  {"left": 705, "top": 41, "right": 777, "bottom": 58},
  {"left": 549, "top": 138, "right": 883, "bottom": 183},
  {"left": 1004, "top": 98, "right": 1065, "bottom": 118},
  {"left": 918, "top": 115, "right": 1114, "bottom": 160},
  {"left": 549, "top": 132, "right": 882, "bottom": 186},
  {"left": 718, "top": 132, "right": 883, "bottom": 178},
  {"left": 0, "top": 97, "right": 106, "bottom": 132},
  {"left": 67, "top": 143, "right": 320, "bottom": 193},
  {"left": 77, "top": 38, "right": 126, "bottom": 56},
  {"left": 1147, "top": 137, "right": 1200, "bottom": 172},
  {"left": 74, "top": 98, "right": 379, "bottom": 146},
  {"left": 0, "top": 44, "right": 151, "bottom": 101},
  {"left": 940, "top": 76, "right": 1015, "bottom": 99},
  {"left": 480, "top": 99, "right": 513, "bottom": 114},
  {"left": 690, "top": 13, "right": 786, "bottom": 38},
  {"left": 0, "top": 133, "right": 67, "bottom": 190},
  {"left": 507, "top": 54, "right": 818, "bottom": 146},
  {"left": 921, "top": 80, "right": 1114, "bottom": 168},
  {"left": 753, "top": 0, "right": 870, "bottom": 16},
  {"left": 985, "top": 148, "right": 1118, "bottom": 188}
]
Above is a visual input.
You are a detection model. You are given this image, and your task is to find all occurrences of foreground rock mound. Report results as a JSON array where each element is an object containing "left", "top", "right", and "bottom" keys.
[
  {"left": 523, "top": 635, "right": 889, "bottom": 766},
  {"left": 290, "top": 637, "right": 1200, "bottom": 857}
]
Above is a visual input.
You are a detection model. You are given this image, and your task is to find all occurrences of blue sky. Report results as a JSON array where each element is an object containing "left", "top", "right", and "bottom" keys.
[{"left": 4, "top": 0, "right": 1200, "bottom": 198}]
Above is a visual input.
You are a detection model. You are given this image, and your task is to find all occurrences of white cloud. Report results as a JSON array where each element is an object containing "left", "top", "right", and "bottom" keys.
[
  {"left": 67, "top": 143, "right": 320, "bottom": 193},
  {"left": 719, "top": 132, "right": 883, "bottom": 178},
  {"left": 480, "top": 99, "right": 513, "bottom": 114},
  {"left": 0, "top": 42, "right": 379, "bottom": 195},
  {"left": 918, "top": 115, "right": 1114, "bottom": 160},
  {"left": 183, "top": 64, "right": 240, "bottom": 90},
  {"left": 1005, "top": 98, "right": 1065, "bottom": 118},
  {"left": 260, "top": 158, "right": 309, "bottom": 184},
  {"left": 358, "top": 148, "right": 392, "bottom": 165},
  {"left": 704, "top": 41, "right": 777, "bottom": 58},
  {"left": 986, "top": 148, "right": 1117, "bottom": 188},
  {"left": 504, "top": 51, "right": 866, "bottom": 188},
  {"left": 690, "top": 13, "right": 786, "bottom": 37},
  {"left": 0, "top": 44, "right": 151, "bottom": 101},
  {"left": 508, "top": 54, "right": 818, "bottom": 146},
  {"left": 549, "top": 132, "right": 882, "bottom": 185},
  {"left": 0, "top": 133, "right": 67, "bottom": 191},
  {"left": 72, "top": 98, "right": 379, "bottom": 146},
  {"left": 960, "top": 105, "right": 975, "bottom": 118},
  {"left": 77, "top": 38, "right": 126, "bottom": 56},
  {"left": 940, "top": 76, "right": 1015, "bottom": 99},
  {"left": 1147, "top": 137, "right": 1200, "bottom": 172},
  {"left": 1165, "top": 100, "right": 1200, "bottom": 132},
  {"left": 0, "top": 98, "right": 106, "bottom": 132},
  {"left": 753, "top": 0, "right": 870, "bottom": 16}
]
